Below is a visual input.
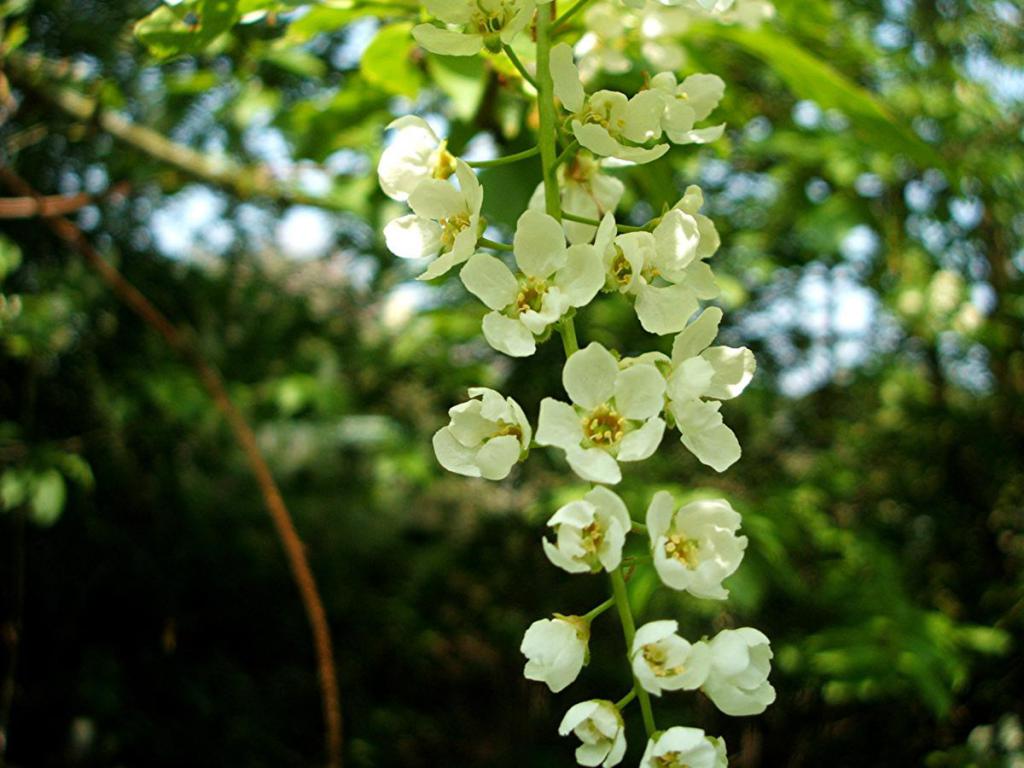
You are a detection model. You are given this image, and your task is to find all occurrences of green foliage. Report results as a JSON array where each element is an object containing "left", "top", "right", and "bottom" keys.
[{"left": 135, "top": 0, "right": 240, "bottom": 59}]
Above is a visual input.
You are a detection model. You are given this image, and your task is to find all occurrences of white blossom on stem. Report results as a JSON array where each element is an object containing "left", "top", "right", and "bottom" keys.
[
  {"left": 377, "top": 116, "right": 457, "bottom": 202},
  {"left": 665, "top": 307, "right": 756, "bottom": 471},
  {"left": 460, "top": 209, "right": 604, "bottom": 357},
  {"left": 521, "top": 614, "right": 589, "bottom": 692},
  {"left": 536, "top": 342, "right": 666, "bottom": 484},
  {"left": 550, "top": 43, "right": 668, "bottom": 165},
  {"left": 412, "top": 0, "right": 543, "bottom": 56},
  {"left": 702, "top": 627, "right": 776, "bottom": 716},
  {"left": 432, "top": 387, "right": 532, "bottom": 480},
  {"left": 543, "top": 486, "right": 632, "bottom": 574},
  {"left": 639, "top": 727, "right": 728, "bottom": 768},
  {"left": 646, "top": 491, "right": 747, "bottom": 598},
  {"left": 529, "top": 151, "right": 624, "bottom": 245},
  {"left": 559, "top": 699, "right": 627, "bottom": 768},
  {"left": 649, "top": 71, "right": 726, "bottom": 145},
  {"left": 631, "top": 619, "right": 711, "bottom": 695},
  {"left": 383, "top": 159, "right": 483, "bottom": 280}
]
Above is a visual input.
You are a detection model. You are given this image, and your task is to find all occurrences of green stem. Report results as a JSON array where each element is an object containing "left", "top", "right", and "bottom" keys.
[
  {"left": 559, "top": 316, "right": 579, "bottom": 357},
  {"left": 478, "top": 236, "right": 512, "bottom": 252},
  {"left": 582, "top": 595, "right": 616, "bottom": 623},
  {"left": 554, "top": 0, "right": 597, "bottom": 29},
  {"left": 614, "top": 688, "right": 637, "bottom": 710},
  {"left": 562, "top": 210, "right": 648, "bottom": 233},
  {"left": 629, "top": 521, "right": 648, "bottom": 535},
  {"left": 551, "top": 139, "right": 580, "bottom": 173},
  {"left": 503, "top": 44, "right": 538, "bottom": 90},
  {"left": 467, "top": 146, "right": 540, "bottom": 168},
  {"left": 610, "top": 568, "right": 657, "bottom": 737},
  {"left": 535, "top": 4, "right": 561, "bottom": 221}
]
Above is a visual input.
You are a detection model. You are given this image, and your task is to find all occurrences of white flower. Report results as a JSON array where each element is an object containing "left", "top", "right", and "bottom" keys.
[
  {"left": 665, "top": 307, "right": 755, "bottom": 472},
  {"left": 413, "top": 0, "right": 539, "bottom": 56},
  {"left": 432, "top": 387, "right": 531, "bottom": 480},
  {"left": 536, "top": 342, "right": 666, "bottom": 484},
  {"left": 377, "top": 116, "right": 458, "bottom": 203},
  {"left": 460, "top": 210, "right": 604, "bottom": 357},
  {"left": 649, "top": 71, "right": 726, "bottom": 146},
  {"left": 640, "top": 727, "right": 727, "bottom": 768},
  {"left": 596, "top": 207, "right": 714, "bottom": 335},
  {"left": 521, "top": 615, "right": 589, "bottom": 692},
  {"left": 559, "top": 699, "right": 627, "bottom": 768},
  {"left": 529, "top": 151, "right": 624, "bottom": 244},
  {"left": 702, "top": 627, "right": 776, "bottom": 716},
  {"left": 551, "top": 43, "right": 668, "bottom": 165},
  {"left": 383, "top": 159, "right": 483, "bottom": 280},
  {"left": 631, "top": 619, "right": 711, "bottom": 696},
  {"left": 638, "top": 4, "right": 691, "bottom": 72},
  {"left": 646, "top": 491, "right": 747, "bottom": 599},
  {"left": 543, "top": 486, "right": 632, "bottom": 574}
]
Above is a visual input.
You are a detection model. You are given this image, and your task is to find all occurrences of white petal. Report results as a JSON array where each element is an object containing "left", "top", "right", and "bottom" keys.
[
  {"left": 702, "top": 346, "right": 756, "bottom": 399},
  {"left": 673, "top": 400, "right": 741, "bottom": 472},
  {"left": 684, "top": 260, "right": 720, "bottom": 299},
  {"left": 514, "top": 209, "right": 567, "bottom": 278},
  {"left": 556, "top": 244, "right": 605, "bottom": 307},
  {"left": 633, "top": 619, "right": 678, "bottom": 651},
  {"left": 564, "top": 343, "right": 618, "bottom": 409},
  {"left": 586, "top": 486, "right": 631, "bottom": 534},
  {"left": 636, "top": 283, "right": 699, "bottom": 335},
  {"left": 408, "top": 178, "right": 464, "bottom": 220},
  {"left": 559, "top": 700, "right": 602, "bottom": 735},
  {"left": 671, "top": 307, "right": 722, "bottom": 364},
  {"left": 543, "top": 538, "right": 591, "bottom": 574},
  {"left": 384, "top": 214, "right": 442, "bottom": 259},
  {"left": 645, "top": 490, "right": 675, "bottom": 540},
  {"left": 417, "top": 246, "right": 470, "bottom": 281},
  {"left": 566, "top": 446, "right": 622, "bottom": 485},
  {"left": 423, "top": 0, "right": 473, "bottom": 24},
  {"left": 617, "top": 417, "right": 664, "bottom": 462},
  {"left": 482, "top": 312, "right": 536, "bottom": 357},
  {"left": 535, "top": 398, "right": 585, "bottom": 450},
  {"left": 432, "top": 427, "right": 481, "bottom": 477},
  {"left": 667, "top": 356, "right": 715, "bottom": 403},
  {"left": 653, "top": 209, "right": 700, "bottom": 274},
  {"left": 614, "top": 364, "right": 666, "bottom": 420},
  {"left": 572, "top": 121, "right": 624, "bottom": 158},
  {"left": 460, "top": 253, "right": 518, "bottom": 310},
  {"left": 551, "top": 42, "right": 586, "bottom": 113},
  {"left": 681, "top": 73, "right": 725, "bottom": 120},
  {"left": 378, "top": 116, "right": 441, "bottom": 201},
  {"left": 621, "top": 90, "right": 664, "bottom": 144},
  {"left": 475, "top": 434, "right": 521, "bottom": 480},
  {"left": 412, "top": 24, "right": 484, "bottom": 56}
]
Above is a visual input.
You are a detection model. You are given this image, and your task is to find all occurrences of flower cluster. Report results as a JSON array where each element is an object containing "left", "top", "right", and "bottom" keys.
[{"left": 377, "top": 6, "right": 773, "bottom": 765}]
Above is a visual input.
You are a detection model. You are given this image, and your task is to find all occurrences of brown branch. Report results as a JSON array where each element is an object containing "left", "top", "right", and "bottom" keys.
[
  {"left": 3, "top": 52, "right": 350, "bottom": 213},
  {"left": 0, "top": 166, "right": 343, "bottom": 768},
  {"left": 0, "top": 182, "right": 130, "bottom": 218}
]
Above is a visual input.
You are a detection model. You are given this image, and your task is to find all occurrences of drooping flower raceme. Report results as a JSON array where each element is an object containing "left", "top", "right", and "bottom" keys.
[
  {"left": 665, "top": 307, "right": 756, "bottom": 471},
  {"left": 377, "top": 116, "right": 457, "bottom": 202},
  {"left": 536, "top": 342, "right": 666, "bottom": 484},
  {"left": 559, "top": 699, "right": 627, "bottom": 768},
  {"left": 543, "top": 486, "right": 632, "bottom": 574},
  {"left": 529, "top": 151, "right": 624, "bottom": 245},
  {"left": 631, "top": 620, "right": 711, "bottom": 696},
  {"left": 460, "top": 209, "right": 604, "bottom": 357},
  {"left": 521, "top": 614, "right": 590, "bottom": 693},
  {"left": 639, "top": 726, "right": 728, "bottom": 768},
  {"left": 551, "top": 43, "right": 668, "bottom": 165},
  {"left": 432, "top": 387, "right": 531, "bottom": 480},
  {"left": 701, "top": 628, "right": 776, "bottom": 716},
  {"left": 412, "top": 0, "right": 542, "bottom": 56},
  {"left": 646, "top": 491, "right": 747, "bottom": 599},
  {"left": 383, "top": 158, "right": 483, "bottom": 280}
]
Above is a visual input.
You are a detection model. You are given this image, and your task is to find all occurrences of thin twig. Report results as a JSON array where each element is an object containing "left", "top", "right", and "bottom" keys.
[
  {"left": 0, "top": 167, "right": 343, "bottom": 768},
  {"left": 0, "top": 182, "right": 129, "bottom": 218},
  {"left": 5, "top": 52, "right": 350, "bottom": 213}
]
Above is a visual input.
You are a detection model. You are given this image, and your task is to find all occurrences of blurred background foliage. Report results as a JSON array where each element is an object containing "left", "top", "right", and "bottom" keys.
[{"left": 0, "top": 0, "right": 1022, "bottom": 765}]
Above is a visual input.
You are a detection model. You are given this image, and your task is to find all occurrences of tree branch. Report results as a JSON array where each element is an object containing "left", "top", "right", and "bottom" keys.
[
  {"left": 4, "top": 52, "right": 350, "bottom": 213},
  {"left": 0, "top": 167, "right": 343, "bottom": 768}
]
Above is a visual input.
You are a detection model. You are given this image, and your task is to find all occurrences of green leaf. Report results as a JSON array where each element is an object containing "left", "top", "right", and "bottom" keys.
[
  {"left": 711, "top": 26, "right": 945, "bottom": 170},
  {"left": 29, "top": 469, "right": 65, "bottom": 526},
  {"left": 427, "top": 54, "right": 488, "bottom": 122},
  {"left": 360, "top": 23, "right": 424, "bottom": 98},
  {"left": 135, "top": 0, "right": 240, "bottom": 59},
  {"left": 0, "top": 234, "right": 22, "bottom": 280},
  {"left": 1, "top": 468, "right": 28, "bottom": 510}
]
